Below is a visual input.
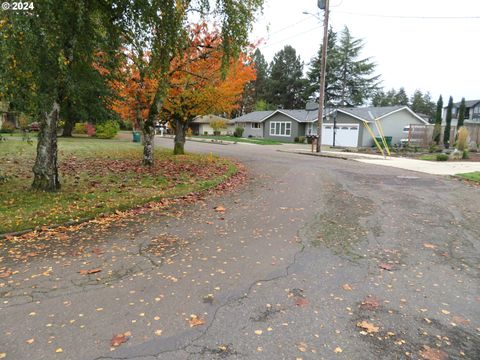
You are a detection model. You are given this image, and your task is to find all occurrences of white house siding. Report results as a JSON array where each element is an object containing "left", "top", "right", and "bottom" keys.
[{"left": 199, "top": 123, "right": 235, "bottom": 135}]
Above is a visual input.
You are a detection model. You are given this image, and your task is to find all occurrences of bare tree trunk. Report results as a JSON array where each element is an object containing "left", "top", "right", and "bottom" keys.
[
  {"left": 62, "top": 118, "right": 75, "bottom": 137},
  {"left": 173, "top": 117, "right": 186, "bottom": 155},
  {"left": 142, "top": 121, "right": 155, "bottom": 166},
  {"left": 32, "top": 101, "right": 61, "bottom": 191}
]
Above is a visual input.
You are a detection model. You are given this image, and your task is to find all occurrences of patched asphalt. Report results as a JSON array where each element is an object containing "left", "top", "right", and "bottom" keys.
[{"left": 0, "top": 137, "right": 479, "bottom": 360}]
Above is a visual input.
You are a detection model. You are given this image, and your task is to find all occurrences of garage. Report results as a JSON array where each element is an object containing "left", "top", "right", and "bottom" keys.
[{"left": 322, "top": 124, "right": 359, "bottom": 147}]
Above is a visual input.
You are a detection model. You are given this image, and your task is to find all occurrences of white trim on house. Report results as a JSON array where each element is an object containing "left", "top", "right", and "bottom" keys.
[
  {"left": 262, "top": 110, "right": 297, "bottom": 123},
  {"left": 270, "top": 121, "right": 292, "bottom": 136}
]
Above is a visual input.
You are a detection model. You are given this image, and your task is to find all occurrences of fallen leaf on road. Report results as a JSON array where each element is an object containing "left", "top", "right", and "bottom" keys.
[
  {"left": 79, "top": 268, "right": 102, "bottom": 275},
  {"left": 0, "top": 270, "right": 12, "bottom": 278},
  {"left": 111, "top": 333, "right": 128, "bottom": 347},
  {"left": 423, "top": 243, "right": 436, "bottom": 249},
  {"left": 0, "top": 353, "right": 5, "bottom": 359},
  {"left": 189, "top": 314, "right": 205, "bottom": 327},
  {"left": 297, "top": 342, "right": 307, "bottom": 352},
  {"left": 342, "top": 284, "right": 353, "bottom": 291},
  {"left": 214, "top": 205, "right": 225, "bottom": 213},
  {"left": 356, "top": 320, "right": 379, "bottom": 333},
  {"left": 379, "top": 263, "right": 394, "bottom": 271},
  {"left": 334, "top": 347, "right": 343, "bottom": 353},
  {"left": 295, "top": 297, "right": 309, "bottom": 307},
  {"left": 419, "top": 345, "right": 447, "bottom": 360},
  {"left": 254, "top": 330, "right": 263, "bottom": 335},
  {"left": 55, "top": 348, "right": 63, "bottom": 353},
  {"left": 360, "top": 296, "right": 381, "bottom": 310}
]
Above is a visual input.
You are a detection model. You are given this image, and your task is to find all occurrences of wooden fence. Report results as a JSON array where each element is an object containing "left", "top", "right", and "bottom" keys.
[{"left": 406, "top": 123, "right": 480, "bottom": 147}]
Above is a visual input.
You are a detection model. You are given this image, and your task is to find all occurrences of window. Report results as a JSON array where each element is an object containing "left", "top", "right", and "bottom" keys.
[
  {"left": 251, "top": 123, "right": 261, "bottom": 129},
  {"left": 269, "top": 121, "right": 291, "bottom": 136}
]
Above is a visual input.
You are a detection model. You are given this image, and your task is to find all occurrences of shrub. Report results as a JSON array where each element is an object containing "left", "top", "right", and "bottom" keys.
[
  {"left": 186, "top": 127, "right": 193, "bottom": 137},
  {"left": 456, "top": 126, "right": 469, "bottom": 151},
  {"left": 234, "top": 127, "right": 244, "bottom": 138},
  {"left": 86, "top": 123, "right": 96, "bottom": 137},
  {"left": 18, "top": 113, "right": 29, "bottom": 130},
  {"left": 462, "top": 150, "right": 469, "bottom": 159},
  {"left": 204, "top": 131, "right": 208, "bottom": 136},
  {"left": 210, "top": 119, "right": 227, "bottom": 133},
  {"left": 28, "top": 122, "right": 40, "bottom": 131},
  {"left": 0, "top": 121, "right": 15, "bottom": 133},
  {"left": 294, "top": 136, "right": 299, "bottom": 143},
  {"left": 298, "top": 136, "right": 305, "bottom": 143},
  {"left": 213, "top": 130, "right": 221, "bottom": 136},
  {"left": 73, "top": 122, "right": 88, "bottom": 134},
  {"left": 95, "top": 120, "right": 119, "bottom": 139},
  {"left": 436, "top": 153, "right": 449, "bottom": 161},
  {"left": 306, "top": 137, "right": 313, "bottom": 144}
]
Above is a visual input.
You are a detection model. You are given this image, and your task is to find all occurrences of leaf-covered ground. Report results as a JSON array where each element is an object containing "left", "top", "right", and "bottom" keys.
[{"left": 0, "top": 137, "right": 237, "bottom": 234}]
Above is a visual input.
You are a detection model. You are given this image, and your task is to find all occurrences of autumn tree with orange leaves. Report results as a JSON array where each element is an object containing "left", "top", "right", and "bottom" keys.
[{"left": 162, "top": 24, "right": 256, "bottom": 154}]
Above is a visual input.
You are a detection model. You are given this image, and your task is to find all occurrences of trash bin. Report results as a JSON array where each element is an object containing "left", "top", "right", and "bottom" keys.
[
  {"left": 132, "top": 131, "right": 141, "bottom": 143},
  {"left": 374, "top": 136, "right": 392, "bottom": 148}
]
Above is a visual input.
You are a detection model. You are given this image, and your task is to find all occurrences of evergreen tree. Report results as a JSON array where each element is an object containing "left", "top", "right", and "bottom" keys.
[
  {"left": 335, "top": 27, "right": 381, "bottom": 105},
  {"left": 306, "top": 27, "right": 380, "bottom": 106},
  {"left": 444, "top": 96, "right": 453, "bottom": 148},
  {"left": 457, "top": 97, "right": 466, "bottom": 128},
  {"left": 305, "top": 28, "right": 339, "bottom": 104},
  {"left": 433, "top": 95, "right": 443, "bottom": 144},
  {"left": 410, "top": 89, "right": 424, "bottom": 113},
  {"left": 267, "top": 45, "right": 307, "bottom": 109},
  {"left": 252, "top": 49, "right": 269, "bottom": 104},
  {"left": 394, "top": 87, "right": 409, "bottom": 106}
]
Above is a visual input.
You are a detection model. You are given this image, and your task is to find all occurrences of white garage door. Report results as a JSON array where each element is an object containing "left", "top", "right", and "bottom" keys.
[{"left": 322, "top": 124, "right": 359, "bottom": 147}]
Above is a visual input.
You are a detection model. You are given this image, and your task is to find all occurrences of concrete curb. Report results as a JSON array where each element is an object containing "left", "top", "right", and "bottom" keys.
[{"left": 276, "top": 149, "right": 350, "bottom": 161}]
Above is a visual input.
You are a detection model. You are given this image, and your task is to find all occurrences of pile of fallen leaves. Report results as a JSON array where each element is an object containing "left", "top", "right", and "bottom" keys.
[{"left": 1, "top": 141, "right": 242, "bottom": 235}]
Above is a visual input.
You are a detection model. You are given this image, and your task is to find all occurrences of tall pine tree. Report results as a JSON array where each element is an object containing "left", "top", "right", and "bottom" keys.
[
  {"left": 433, "top": 95, "right": 443, "bottom": 145},
  {"left": 267, "top": 45, "right": 307, "bottom": 109},
  {"left": 444, "top": 96, "right": 453, "bottom": 148}
]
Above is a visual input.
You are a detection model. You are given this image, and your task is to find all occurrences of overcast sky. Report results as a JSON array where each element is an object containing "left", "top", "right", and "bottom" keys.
[{"left": 250, "top": 0, "right": 480, "bottom": 103}]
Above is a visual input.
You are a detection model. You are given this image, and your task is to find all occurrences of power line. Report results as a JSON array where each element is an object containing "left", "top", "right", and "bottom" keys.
[
  {"left": 259, "top": 25, "right": 323, "bottom": 49},
  {"left": 336, "top": 11, "right": 480, "bottom": 20}
]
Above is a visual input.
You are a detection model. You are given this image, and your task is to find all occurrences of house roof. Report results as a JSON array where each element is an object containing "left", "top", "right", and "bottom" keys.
[
  {"left": 446, "top": 99, "right": 480, "bottom": 108},
  {"left": 233, "top": 111, "right": 275, "bottom": 123},
  {"left": 234, "top": 106, "right": 428, "bottom": 125},
  {"left": 192, "top": 114, "right": 234, "bottom": 124},
  {"left": 338, "top": 106, "right": 429, "bottom": 124}
]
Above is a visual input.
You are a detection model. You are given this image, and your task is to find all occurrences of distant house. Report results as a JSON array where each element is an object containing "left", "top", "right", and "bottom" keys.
[
  {"left": 442, "top": 99, "right": 480, "bottom": 126},
  {"left": 233, "top": 106, "right": 428, "bottom": 147},
  {"left": 191, "top": 115, "right": 235, "bottom": 135}
]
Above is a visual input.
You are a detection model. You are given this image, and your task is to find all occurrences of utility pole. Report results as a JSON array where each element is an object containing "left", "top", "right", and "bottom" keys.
[{"left": 316, "top": 0, "right": 330, "bottom": 152}]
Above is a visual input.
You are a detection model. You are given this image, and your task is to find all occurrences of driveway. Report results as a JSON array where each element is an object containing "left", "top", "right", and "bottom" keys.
[{"left": 1, "top": 138, "right": 479, "bottom": 360}]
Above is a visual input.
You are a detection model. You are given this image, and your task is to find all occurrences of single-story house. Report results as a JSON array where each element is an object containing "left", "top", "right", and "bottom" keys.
[
  {"left": 233, "top": 106, "right": 428, "bottom": 147},
  {"left": 191, "top": 114, "right": 235, "bottom": 135}
]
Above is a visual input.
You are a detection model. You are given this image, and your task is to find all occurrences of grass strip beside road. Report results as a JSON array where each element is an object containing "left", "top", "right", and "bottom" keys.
[
  {"left": 0, "top": 137, "right": 237, "bottom": 234},
  {"left": 194, "top": 135, "right": 283, "bottom": 145},
  {"left": 455, "top": 171, "right": 480, "bottom": 183}
]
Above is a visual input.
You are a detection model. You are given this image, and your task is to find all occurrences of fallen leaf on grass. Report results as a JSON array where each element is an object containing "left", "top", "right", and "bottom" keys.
[
  {"left": 356, "top": 320, "right": 379, "bottom": 333},
  {"left": 188, "top": 314, "right": 205, "bottom": 327},
  {"left": 419, "top": 345, "right": 448, "bottom": 360},
  {"left": 79, "top": 268, "right": 102, "bottom": 275},
  {"left": 110, "top": 333, "right": 128, "bottom": 347}
]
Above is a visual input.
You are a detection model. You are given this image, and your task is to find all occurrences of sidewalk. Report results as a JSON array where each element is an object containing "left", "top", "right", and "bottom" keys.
[{"left": 280, "top": 145, "right": 480, "bottom": 175}]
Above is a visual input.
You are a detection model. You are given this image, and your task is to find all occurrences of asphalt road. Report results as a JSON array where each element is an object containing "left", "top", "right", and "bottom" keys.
[{"left": 1, "top": 137, "right": 479, "bottom": 360}]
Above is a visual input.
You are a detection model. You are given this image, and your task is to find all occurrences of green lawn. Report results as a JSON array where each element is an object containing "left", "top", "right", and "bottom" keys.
[
  {"left": 194, "top": 135, "right": 283, "bottom": 145},
  {"left": 0, "top": 137, "right": 237, "bottom": 234},
  {"left": 455, "top": 171, "right": 480, "bottom": 183}
]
